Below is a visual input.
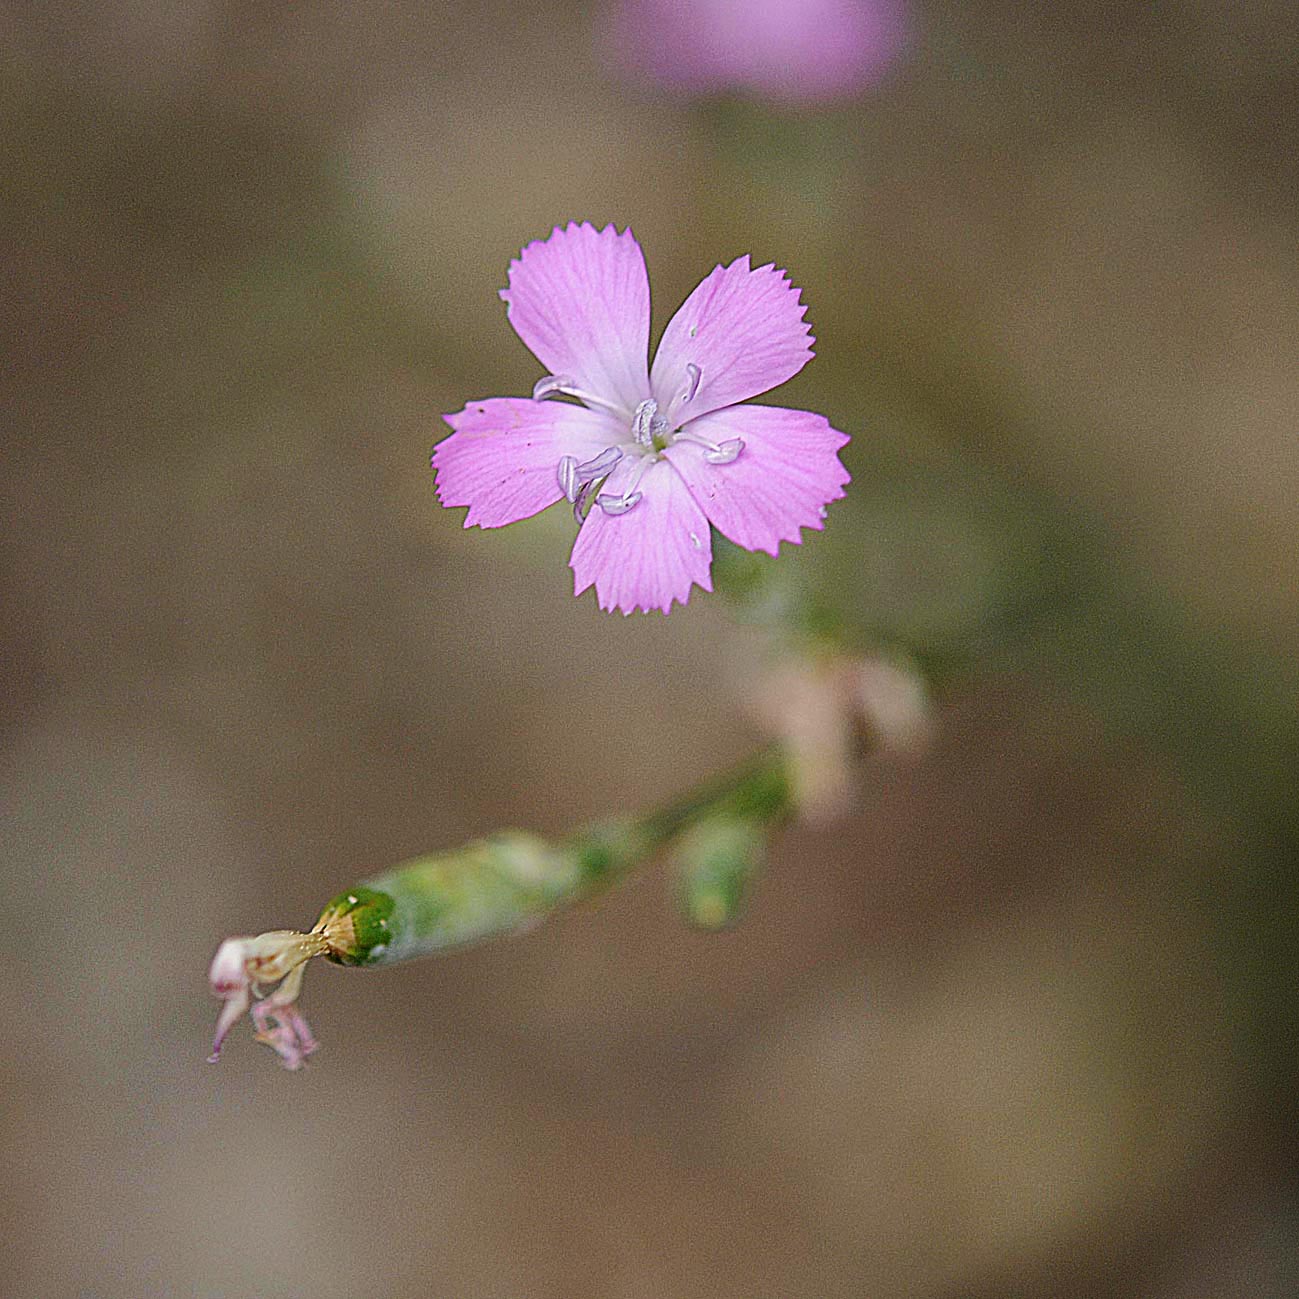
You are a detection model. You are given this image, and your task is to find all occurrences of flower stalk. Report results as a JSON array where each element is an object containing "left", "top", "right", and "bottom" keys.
[{"left": 208, "top": 749, "right": 794, "bottom": 1069}]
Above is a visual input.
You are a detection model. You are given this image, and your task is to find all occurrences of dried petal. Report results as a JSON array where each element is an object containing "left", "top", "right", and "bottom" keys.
[{"left": 206, "top": 930, "right": 325, "bottom": 1069}]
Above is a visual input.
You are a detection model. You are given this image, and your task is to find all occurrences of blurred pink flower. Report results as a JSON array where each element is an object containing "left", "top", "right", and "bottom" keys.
[
  {"left": 433, "top": 222, "right": 850, "bottom": 615},
  {"left": 604, "top": 0, "right": 909, "bottom": 103}
]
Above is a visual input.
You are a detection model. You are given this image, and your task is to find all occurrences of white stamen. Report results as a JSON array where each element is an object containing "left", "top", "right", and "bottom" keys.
[
  {"left": 557, "top": 455, "right": 579, "bottom": 501},
  {"left": 578, "top": 446, "right": 623, "bottom": 480},
  {"left": 559, "top": 447, "right": 623, "bottom": 504},
  {"left": 704, "top": 438, "right": 743, "bottom": 465},
  {"left": 533, "top": 373, "right": 626, "bottom": 417},
  {"left": 672, "top": 430, "right": 745, "bottom": 464},
  {"left": 532, "top": 374, "right": 572, "bottom": 401},
  {"left": 595, "top": 490, "right": 642, "bottom": 515},
  {"left": 682, "top": 363, "right": 702, "bottom": 403},
  {"left": 596, "top": 455, "right": 654, "bottom": 517}
]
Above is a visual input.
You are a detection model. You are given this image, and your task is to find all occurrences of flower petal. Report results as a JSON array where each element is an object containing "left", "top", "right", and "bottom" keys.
[
  {"left": 500, "top": 222, "right": 651, "bottom": 417},
  {"left": 650, "top": 257, "right": 813, "bottom": 421},
  {"left": 434, "top": 398, "right": 619, "bottom": 528},
  {"left": 664, "top": 405, "right": 849, "bottom": 555},
  {"left": 570, "top": 458, "right": 713, "bottom": 614}
]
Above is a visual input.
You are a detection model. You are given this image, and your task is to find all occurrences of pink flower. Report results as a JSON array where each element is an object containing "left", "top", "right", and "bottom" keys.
[
  {"left": 605, "top": 0, "right": 909, "bottom": 104},
  {"left": 433, "top": 222, "right": 850, "bottom": 614}
]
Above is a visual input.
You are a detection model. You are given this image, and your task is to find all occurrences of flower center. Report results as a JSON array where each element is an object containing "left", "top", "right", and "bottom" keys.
[{"left": 541, "top": 365, "right": 745, "bottom": 519}]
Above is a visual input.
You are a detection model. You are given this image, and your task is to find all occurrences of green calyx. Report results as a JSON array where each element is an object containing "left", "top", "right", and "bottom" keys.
[{"left": 315, "top": 887, "right": 398, "bottom": 966}]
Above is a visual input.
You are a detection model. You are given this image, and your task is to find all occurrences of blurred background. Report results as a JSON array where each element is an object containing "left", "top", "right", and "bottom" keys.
[{"left": 3, "top": 2, "right": 1298, "bottom": 1295}]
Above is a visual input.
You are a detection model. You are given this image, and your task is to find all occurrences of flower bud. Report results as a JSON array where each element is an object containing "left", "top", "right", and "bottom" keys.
[{"left": 674, "top": 814, "right": 766, "bottom": 930}]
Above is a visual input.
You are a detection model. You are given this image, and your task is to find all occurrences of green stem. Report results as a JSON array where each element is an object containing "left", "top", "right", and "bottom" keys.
[
  {"left": 634, "top": 746, "right": 791, "bottom": 848},
  {"left": 317, "top": 749, "right": 793, "bottom": 968}
]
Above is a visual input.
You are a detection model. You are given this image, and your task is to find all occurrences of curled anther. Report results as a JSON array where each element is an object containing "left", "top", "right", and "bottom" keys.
[
  {"left": 578, "top": 446, "right": 623, "bottom": 485},
  {"left": 631, "top": 399, "right": 659, "bottom": 447},
  {"left": 557, "top": 455, "right": 579, "bottom": 501},
  {"left": 595, "top": 453, "right": 653, "bottom": 517},
  {"left": 250, "top": 963, "right": 317, "bottom": 1069},
  {"left": 532, "top": 374, "right": 627, "bottom": 417},
  {"left": 703, "top": 437, "right": 743, "bottom": 465},
  {"left": 673, "top": 429, "right": 745, "bottom": 463},
  {"left": 559, "top": 448, "right": 623, "bottom": 504},
  {"left": 596, "top": 489, "right": 643, "bottom": 515},
  {"left": 532, "top": 373, "right": 577, "bottom": 402}
]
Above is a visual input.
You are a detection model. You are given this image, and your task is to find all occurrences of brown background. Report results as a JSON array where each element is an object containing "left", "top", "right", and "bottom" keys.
[{"left": 3, "top": 3, "right": 1297, "bottom": 1296}]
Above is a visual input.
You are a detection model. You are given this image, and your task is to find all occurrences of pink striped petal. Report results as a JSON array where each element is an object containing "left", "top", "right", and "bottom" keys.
[
  {"left": 434, "top": 398, "right": 619, "bottom": 528},
  {"left": 664, "top": 405, "right": 849, "bottom": 554},
  {"left": 500, "top": 222, "right": 651, "bottom": 417},
  {"left": 650, "top": 257, "right": 813, "bottom": 422},
  {"left": 570, "top": 458, "right": 713, "bottom": 614}
]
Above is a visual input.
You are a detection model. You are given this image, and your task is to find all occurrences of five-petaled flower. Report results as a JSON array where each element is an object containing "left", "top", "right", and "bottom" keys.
[{"left": 432, "top": 221, "right": 851, "bottom": 614}]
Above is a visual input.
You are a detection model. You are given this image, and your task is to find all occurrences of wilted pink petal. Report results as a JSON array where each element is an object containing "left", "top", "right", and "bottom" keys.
[
  {"left": 252, "top": 988, "right": 317, "bottom": 1072},
  {"left": 435, "top": 398, "right": 621, "bottom": 528},
  {"left": 208, "top": 983, "right": 250, "bottom": 1064},
  {"left": 571, "top": 458, "right": 713, "bottom": 614},
  {"left": 606, "top": 0, "right": 909, "bottom": 104},
  {"left": 650, "top": 257, "right": 813, "bottom": 423},
  {"left": 206, "top": 930, "right": 324, "bottom": 1069},
  {"left": 501, "top": 222, "right": 651, "bottom": 417},
  {"left": 207, "top": 938, "right": 253, "bottom": 1063},
  {"left": 664, "top": 405, "right": 849, "bottom": 554}
]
